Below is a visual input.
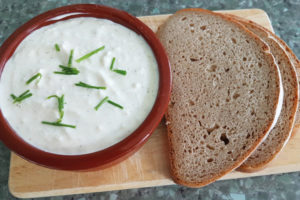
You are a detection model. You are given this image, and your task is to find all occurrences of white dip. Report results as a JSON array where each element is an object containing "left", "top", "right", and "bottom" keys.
[{"left": 0, "top": 17, "right": 159, "bottom": 155}]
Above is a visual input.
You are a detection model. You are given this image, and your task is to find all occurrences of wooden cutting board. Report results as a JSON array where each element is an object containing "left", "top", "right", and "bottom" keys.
[{"left": 8, "top": 9, "right": 300, "bottom": 199}]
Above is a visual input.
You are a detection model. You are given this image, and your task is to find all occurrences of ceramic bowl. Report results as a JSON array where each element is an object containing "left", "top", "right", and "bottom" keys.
[{"left": 0, "top": 4, "right": 171, "bottom": 170}]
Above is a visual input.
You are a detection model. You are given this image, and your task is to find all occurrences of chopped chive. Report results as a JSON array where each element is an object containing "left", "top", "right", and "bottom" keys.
[
  {"left": 11, "top": 90, "right": 32, "bottom": 103},
  {"left": 75, "top": 46, "right": 105, "bottom": 63},
  {"left": 110, "top": 57, "right": 116, "bottom": 70},
  {"left": 54, "top": 50, "right": 79, "bottom": 75},
  {"left": 47, "top": 95, "right": 64, "bottom": 121},
  {"left": 95, "top": 96, "right": 109, "bottom": 111},
  {"left": 68, "top": 49, "right": 74, "bottom": 67},
  {"left": 58, "top": 65, "right": 69, "bottom": 68},
  {"left": 10, "top": 94, "right": 17, "bottom": 100},
  {"left": 20, "top": 93, "right": 32, "bottom": 100},
  {"left": 54, "top": 65, "right": 80, "bottom": 75},
  {"left": 75, "top": 81, "right": 106, "bottom": 90},
  {"left": 19, "top": 90, "right": 30, "bottom": 98},
  {"left": 41, "top": 121, "right": 76, "bottom": 128},
  {"left": 13, "top": 93, "right": 32, "bottom": 104},
  {"left": 26, "top": 73, "right": 42, "bottom": 85},
  {"left": 107, "top": 100, "right": 123, "bottom": 109},
  {"left": 54, "top": 71, "right": 79, "bottom": 75},
  {"left": 43, "top": 94, "right": 75, "bottom": 127},
  {"left": 55, "top": 44, "right": 60, "bottom": 52},
  {"left": 58, "top": 65, "right": 79, "bottom": 71},
  {"left": 109, "top": 57, "right": 127, "bottom": 75},
  {"left": 113, "top": 69, "right": 127, "bottom": 76}
]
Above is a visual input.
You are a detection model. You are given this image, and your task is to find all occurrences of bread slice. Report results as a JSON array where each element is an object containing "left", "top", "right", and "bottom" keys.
[
  {"left": 226, "top": 15, "right": 300, "bottom": 127},
  {"left": 157, "top": 8, "right": 283, "bottom": 187},
  {"left": 225, "top": 15, "right": 299, "bottom": 171}
]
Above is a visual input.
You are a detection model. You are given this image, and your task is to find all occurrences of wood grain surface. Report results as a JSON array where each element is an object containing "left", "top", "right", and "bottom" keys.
[{"left": 8, "top": 9, "right": 300, "bottom": 198}]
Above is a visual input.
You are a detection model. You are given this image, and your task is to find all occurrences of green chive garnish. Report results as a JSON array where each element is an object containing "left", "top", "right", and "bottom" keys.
[
  {"left": 55, "top": 44, "right": 60, "bottom": 52},
  {"left": 110, "top": 57, "right": 116, "bottom": 70},
  {"left": 109, "top": 57, "right": 127, "bottom": 76},
  {"left": 11, "top": 90, "right": 32, "bottom": 103},
  {"left": 42, "top": 94, "right": 76, "bottom": 128},
  {"left": 58, "top": 65, "right": 78, "bottom": 71},
  {"left": 10, "top": 94, "right": 17, "bottom": 99},
  {"left": 95, "top": 96, "right": 124, "bottom": 110},
  {"left": 54, "top": 71, "right": 79, "bottom": 75},
  {"left": 54, "top": 65, "right": 80, "bottom": 75},
  {"left": 47, "top": 95, "right": 64, "bottom": 122},
  {"left": 75, "top": 81, "right": 106, "bottom": 90},
  {"left": 26, "top": 73, "right": 42, "bottom": 85},
  {"left": 68, "top": 49, "right": 74, "bottom": 67},
  {"left": 54, "top": 49, "right": 79, "bottom": 74},
  {"left": 113, "top": 69, "right": 127, "bottom": 76},
  {"left": 94, "top": 96, "right": 109, "bottom": 111},
  {"left": 76, "top": 46, "right": 105, "bottom": 63},
  {"left": 41, "top": 121, "right": 76, "bottom": 128},
  {"left": 107, "top": 100, "right": 123, "bottom": 109}
]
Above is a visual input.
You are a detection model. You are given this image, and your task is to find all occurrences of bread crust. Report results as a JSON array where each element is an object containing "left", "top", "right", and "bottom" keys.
[
  {"left": 224, "top": 14, "right": 299, "bottom": 172},
  {"left": 158, "top": 8, "right": 283, "bottom": 187}
]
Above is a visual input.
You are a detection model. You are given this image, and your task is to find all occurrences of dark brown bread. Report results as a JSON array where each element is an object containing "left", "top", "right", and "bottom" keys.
[
  {"left": 157, "top": 8, "right": 283, "bottom": 187},
  {"left": 226, "top": 15, "right": 299, "bottom": 171}
]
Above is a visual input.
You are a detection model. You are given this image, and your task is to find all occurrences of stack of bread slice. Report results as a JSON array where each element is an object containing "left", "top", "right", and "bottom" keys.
[{"left": 157, "top": 8, "right": 299, "bottom": 187}]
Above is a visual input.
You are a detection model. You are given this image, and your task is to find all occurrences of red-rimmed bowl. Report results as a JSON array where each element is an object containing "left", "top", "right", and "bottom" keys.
[{"left": 0, "top": 4, "right": 171, "bottom": 171}]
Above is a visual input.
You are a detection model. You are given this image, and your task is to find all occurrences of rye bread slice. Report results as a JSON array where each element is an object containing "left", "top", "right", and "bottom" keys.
[
  {"left": 225, "top": 15, "right": 299, "bottom": 171},
  {"left": 226, "top": 15, "right": 300, "bottom": 126},
  {"left": 157, "top": 8, "right": 283, "bottom": 187}
]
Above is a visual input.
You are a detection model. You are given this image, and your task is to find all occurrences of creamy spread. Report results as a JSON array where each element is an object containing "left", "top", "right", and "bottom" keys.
[{"left": 0, "top": 17, "right": 159, "bottom": 155}]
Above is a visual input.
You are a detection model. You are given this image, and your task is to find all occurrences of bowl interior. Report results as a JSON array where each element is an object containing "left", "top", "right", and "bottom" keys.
[{"left": 0, "top": 4, "right": 171, "bottom": 170}]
